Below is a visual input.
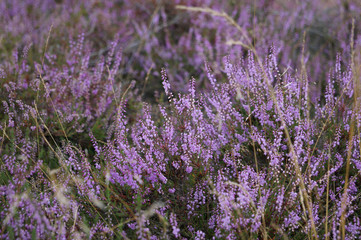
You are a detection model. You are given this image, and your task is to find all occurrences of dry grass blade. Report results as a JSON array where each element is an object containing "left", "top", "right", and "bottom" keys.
[
  {"left": 340, "top": 18, "right": 358, "bottom": 240},
  {"left": 325, "top": 140, "right": 331, "bottom": 240},
  {"left": 41, "top": 24, "right": 53, "bottom": 67},
  {"left": 176, "top": 5, "right": 253, "bottom": 48}
]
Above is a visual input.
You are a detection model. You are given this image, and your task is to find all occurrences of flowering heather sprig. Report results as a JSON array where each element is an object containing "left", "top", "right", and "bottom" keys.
[
  {"left": 169, "top": 212, "right": 180, "bottom": 238},
  {"left": 161, "top": 68, "right": 172, "bottom": 99}
]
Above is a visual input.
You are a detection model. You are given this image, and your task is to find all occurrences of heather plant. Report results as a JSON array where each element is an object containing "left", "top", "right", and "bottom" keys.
[{"left": 1, "top": 1, "right": 361, "bottom": 240}]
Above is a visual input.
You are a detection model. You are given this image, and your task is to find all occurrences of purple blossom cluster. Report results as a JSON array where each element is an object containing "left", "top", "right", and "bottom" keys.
[{"left": 1, "top": 0, "right": 361, "bottom": 239}]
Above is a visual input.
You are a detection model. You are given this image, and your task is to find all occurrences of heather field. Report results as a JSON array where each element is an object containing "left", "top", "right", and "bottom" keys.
[{"left": 1, "top": 1, "right": 361, "bottom": 239}]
